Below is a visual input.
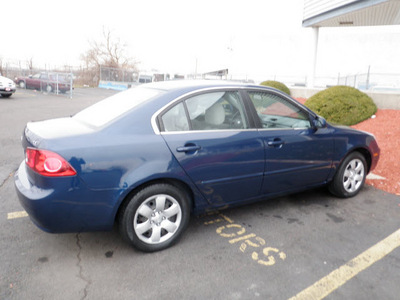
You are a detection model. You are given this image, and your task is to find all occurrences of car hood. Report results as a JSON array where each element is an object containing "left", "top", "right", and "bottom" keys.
[
  {"left": 332, "top": 123, "right": 375, "bottom": 137},
  {"left": 0, "top": 75, "right": 15, "bottom": 86}
]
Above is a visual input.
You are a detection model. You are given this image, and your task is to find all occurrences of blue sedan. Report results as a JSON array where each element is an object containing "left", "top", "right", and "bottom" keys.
[{"left": 14, "top": 81, "right": 380, "bottom": 252}]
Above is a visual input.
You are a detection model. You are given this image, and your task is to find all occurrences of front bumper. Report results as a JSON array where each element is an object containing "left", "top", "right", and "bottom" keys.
[
  {"left": 0, "top": 87, "right": 16, "bottom": 94},
  {"left": 369, "top": 137, "right": 380, "bottom": 172}
]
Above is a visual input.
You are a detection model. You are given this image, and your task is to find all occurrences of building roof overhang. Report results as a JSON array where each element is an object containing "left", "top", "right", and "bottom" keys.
[{"left": 303, "top": 0, "right": 400, "bottom": 27}]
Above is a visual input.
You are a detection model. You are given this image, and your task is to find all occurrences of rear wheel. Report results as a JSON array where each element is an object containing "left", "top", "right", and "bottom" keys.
[
  {"left": 19, "top": 81, "right": 26, "bottom": 88},
  {"left": 46, "top": 85, "right": 53, "bottom": 93},
  {"left": 329, "top": 152, "right": 367, "bottom": 198},
  {"left": 119, "top": 183, "right": 191, "bottom": 252}
]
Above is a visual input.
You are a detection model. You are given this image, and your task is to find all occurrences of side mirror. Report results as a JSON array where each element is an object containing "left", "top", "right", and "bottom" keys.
[{"left": 312, "top": 115, "right": 327, "bottom": 129}]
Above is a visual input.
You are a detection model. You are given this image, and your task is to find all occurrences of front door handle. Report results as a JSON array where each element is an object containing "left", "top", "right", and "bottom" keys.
[{"left": 176, "top": 145, "right": 201, "bottom": 153}]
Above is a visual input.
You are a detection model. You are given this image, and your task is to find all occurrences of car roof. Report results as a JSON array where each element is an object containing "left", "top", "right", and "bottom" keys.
[{"left": 142, "top": 80, "right": 262, "bottom": 92}]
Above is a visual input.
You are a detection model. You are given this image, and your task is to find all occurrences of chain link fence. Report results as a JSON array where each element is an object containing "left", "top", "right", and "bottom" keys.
[
  {"left": 98, "top": 66, "right": 138, "bottom": 90},
  {"left": 265, "top": 73, "right": 400, "bottom": 93},
  {"left": 98, "top": 66, "right": 177, "bottom": 90},
  {"left": 338, "top": 73, "right": 400, "bottom": 92},
  {"left": 1, "top": 67, "right": 74, "bottom": 97}
]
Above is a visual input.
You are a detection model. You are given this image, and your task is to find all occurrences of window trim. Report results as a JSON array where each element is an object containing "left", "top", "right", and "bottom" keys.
[{"left": 151, "top": 86, "right": 317, "bottom": 135}]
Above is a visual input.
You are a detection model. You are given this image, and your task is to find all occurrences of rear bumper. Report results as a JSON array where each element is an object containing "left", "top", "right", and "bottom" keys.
[
  {"left": 14, "top": 162, "right": 57, "bottom": 232},
  {"left": 14, "top": 161, "right": 116, "bottom": 233}
]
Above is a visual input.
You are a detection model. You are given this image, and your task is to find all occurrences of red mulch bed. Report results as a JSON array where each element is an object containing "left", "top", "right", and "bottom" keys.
[
  {"left": 295, "top": 97, "right": 307, "bottom": 105},
  {"left": 351, "top": 110, "right": 400, "bottom": 195},
  {"left": 294, "top": 97, "right": 400, "bottom": 195}
]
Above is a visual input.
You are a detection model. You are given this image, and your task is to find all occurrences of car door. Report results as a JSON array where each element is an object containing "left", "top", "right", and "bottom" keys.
[
  {"left": 246, "top": 89, "right": 334, "bottom": 195},
  {"left": 25, "top": 74, "right": 38, "bottom": 89},
  {"left": 39, "top": 73, "right": 49, "bottom": 90},
  {"left": 159, "top": 90, "right": 265, "bottom": 207}
]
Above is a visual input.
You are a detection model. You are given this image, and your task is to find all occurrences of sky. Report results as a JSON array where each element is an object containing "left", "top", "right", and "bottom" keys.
[{"left": 3, "top": 0, "right": 400, "bottom": 81}]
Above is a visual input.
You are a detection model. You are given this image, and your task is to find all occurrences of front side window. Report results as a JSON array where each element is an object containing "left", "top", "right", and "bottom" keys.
[{"left": 248, "top": 91, "right": 311, "bottom": 129}]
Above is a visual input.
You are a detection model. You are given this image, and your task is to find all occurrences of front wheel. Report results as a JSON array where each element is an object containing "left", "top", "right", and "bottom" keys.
[
  {"left": 119, "top": 184, "right": 191, "bottom": 252},
  {"left": 329, "top": 152, "right": 367, "bottom": 198}
]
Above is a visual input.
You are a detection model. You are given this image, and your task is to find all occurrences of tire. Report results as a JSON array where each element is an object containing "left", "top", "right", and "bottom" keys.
[
  {"left": 119, "top": 183, "right": 191, "bottom": 252},
  {"left": 1, "top": 94, "right": 11, "bottom": 98},
  {"left": 329, "top": 152, "right": 367, "bottom": 198},
  {"left": 46, "top": 85, "right": 52, "bottom": 93},
  {"left": 19, "top": 81, "right": 26, "bottom": 89}
]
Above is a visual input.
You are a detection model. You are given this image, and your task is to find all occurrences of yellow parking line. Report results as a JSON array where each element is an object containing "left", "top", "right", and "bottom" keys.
[
  {"left": 7, "top": 211, "right": 28, "bottom": 220},
  {"left": 289, "top": 228, "right": 400, "bottom": 300}
]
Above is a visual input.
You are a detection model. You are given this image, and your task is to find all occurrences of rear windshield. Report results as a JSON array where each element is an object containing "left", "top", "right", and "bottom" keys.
[{"left": 74, "top": 87, "right": 161, "bottom": 127}]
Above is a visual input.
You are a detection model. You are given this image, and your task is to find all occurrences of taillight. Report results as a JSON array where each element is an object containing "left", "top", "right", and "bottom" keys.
[{"left": 25, "top": 148, "right": 77, "bottom": 177}]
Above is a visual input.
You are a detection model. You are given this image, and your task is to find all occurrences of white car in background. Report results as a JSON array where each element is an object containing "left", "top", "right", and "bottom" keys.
[{"left": 0, "top": 75, "right": 16, "bottom": 98}]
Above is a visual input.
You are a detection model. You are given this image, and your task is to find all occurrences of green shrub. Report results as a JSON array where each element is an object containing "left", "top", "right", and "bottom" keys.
[
  {"left": 260, "top": 80, "right": 291, "bottom": 95},
  {"left": 305, "top": 86, "right": 377, "bottom": 126}
]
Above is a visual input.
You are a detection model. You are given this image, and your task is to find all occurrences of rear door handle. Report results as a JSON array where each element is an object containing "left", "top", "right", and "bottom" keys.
[
  {"left": 176, "top": 145, "right": 201, "bottom": 153},
  {"left": 267, "top": 138, "right": 284, "bottom": 148}
]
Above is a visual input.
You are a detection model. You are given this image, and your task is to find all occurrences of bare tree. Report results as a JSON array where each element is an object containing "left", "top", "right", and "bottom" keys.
[
  {"left": 80, "top": 27, "right": 138, "bottom": 86},
  {"left": 26, "top": 57, "right": 34, "bottom": 72}
]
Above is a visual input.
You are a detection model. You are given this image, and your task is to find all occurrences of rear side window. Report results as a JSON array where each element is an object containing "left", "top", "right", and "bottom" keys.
[
  {"left": 160, "top": 91, "right": 248, "bottom": 132},
  {"left": 161, "top": 102, "right": 189, "bottom": 132}
]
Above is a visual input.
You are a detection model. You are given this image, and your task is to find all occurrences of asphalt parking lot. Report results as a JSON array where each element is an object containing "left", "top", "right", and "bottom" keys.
[{"left": 1, "top": 88, "right": 400, "bottom": 300}]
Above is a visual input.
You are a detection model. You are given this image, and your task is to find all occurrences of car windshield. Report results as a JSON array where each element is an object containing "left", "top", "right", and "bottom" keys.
[{"left": 74, "top": 87, "right": 161, "bottom": 127}]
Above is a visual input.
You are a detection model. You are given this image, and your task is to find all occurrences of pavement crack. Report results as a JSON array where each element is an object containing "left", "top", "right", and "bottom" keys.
[
  {"left": 76, "top": 233, "right": 91, "bottom": 300},
  {"left": 0, "top": 170, "right": 15, "bottom": 189}
]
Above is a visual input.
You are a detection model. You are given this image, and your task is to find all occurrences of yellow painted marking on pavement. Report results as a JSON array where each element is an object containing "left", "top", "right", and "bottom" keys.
[
  {"left": 204, "top": 218, "right": 224, "bottom": 225},
  {"left": 289, "top": 228, "right": 400, "bottom": 300},
  {"left": 205, "top": 213, "right": 286, "bottom": 267},
  {"left": 252, "top": 247, "right": 286, "bottom": 266},
  {"left": 7, "top": 211, "right": 28, "bottom": 220},
  {"left": 229, "top": 233, "right": 257, "bottom": 244},
  {"left": 220, "top": 214, "right": 234, "bottom": 224},
  {"left": 216, "top": 224, "right": 246, "bottom": 238}
]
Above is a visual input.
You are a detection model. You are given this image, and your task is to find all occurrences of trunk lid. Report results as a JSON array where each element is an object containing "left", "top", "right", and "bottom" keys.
[{"left": 23, "top": 117, "right": 95, "bottom": 150}]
